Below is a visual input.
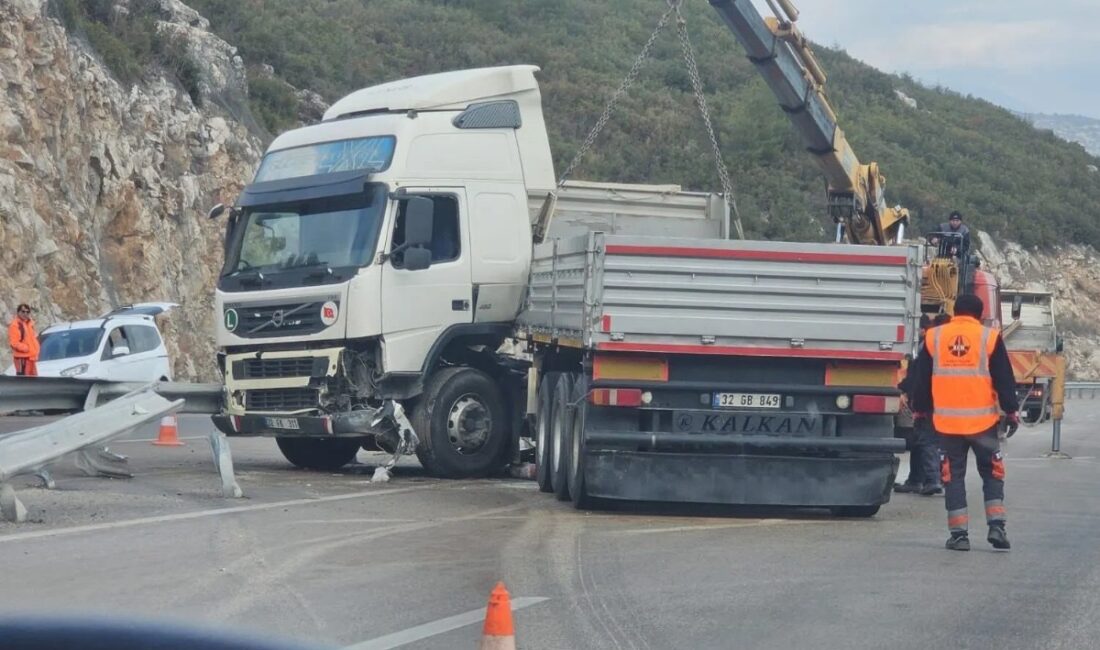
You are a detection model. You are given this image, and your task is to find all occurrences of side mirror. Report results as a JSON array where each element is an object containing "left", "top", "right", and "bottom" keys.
[
  {"left": 112, "top": 345, "right": 131, "bottom": 358},
  {"left": 405, "top": 196, "right": 434, "bottom": 247},
  {"left": 1011, "top": 295, "right": 1023, "bottom": 321},
  {"left": 403, "top": 247, "right": 432, "bottom": 271},
  {"left": 208, "top": 203, "right": 226, "bottom": 220},
  {"left": 1056, "top": 335, "right": 1064, "bottom": 353}
]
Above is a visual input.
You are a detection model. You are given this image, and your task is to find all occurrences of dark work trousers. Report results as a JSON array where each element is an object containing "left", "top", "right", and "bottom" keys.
[
  {"left": 902, "top": 418, "right": 940, "bottom": 485},
  {"left": 938, "top": 425, "right": 1006, "bottom": 534}
]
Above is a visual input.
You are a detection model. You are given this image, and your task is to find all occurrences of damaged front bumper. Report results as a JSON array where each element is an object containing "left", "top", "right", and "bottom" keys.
[{"left": 212, "top": 409, "right": 390, "bottom": 437}]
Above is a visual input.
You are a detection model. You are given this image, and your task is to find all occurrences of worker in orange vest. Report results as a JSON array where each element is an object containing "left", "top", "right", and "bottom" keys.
[
  {"left": 8, "top": 303, "right": 40, "bottom": 376},
  {"left": 910, "top": 294, "right": 1020, "bottom": 552}
]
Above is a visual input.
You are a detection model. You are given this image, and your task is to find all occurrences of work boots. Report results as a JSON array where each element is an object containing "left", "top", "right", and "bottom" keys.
[
  {"left": 945, "top": 532, "right": 971, "bottom": 551},
  {"left": 988, "top": 524, "right": 1011, "bottom": 550},
  {"left": 919, "top": 483, "right": 943, "bottom": 496}
]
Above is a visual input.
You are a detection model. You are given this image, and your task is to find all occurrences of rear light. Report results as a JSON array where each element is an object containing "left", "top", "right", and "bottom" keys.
[
  {"left": 589, "top": 388, "right": 643, "bottom": 407},
  {"left": 1029, "top": 387, "right": 1044, "bottom": 397},
  {"left": 853, "top": 395, "right": 901, "bottom": 414}
]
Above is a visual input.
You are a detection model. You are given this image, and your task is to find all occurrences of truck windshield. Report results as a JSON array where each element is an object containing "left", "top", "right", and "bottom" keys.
[
  {"left": 39, "top": 328, "right": 103, "bottom": 361},
  {"left": 223, "top": 186, "right": 386, "bottom": 277}
]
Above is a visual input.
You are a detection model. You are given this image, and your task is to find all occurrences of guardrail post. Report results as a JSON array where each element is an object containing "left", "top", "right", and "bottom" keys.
[
  {"left": 209, "top": 430, "right": 243, "bottom": 498},
  {"left": 0, "top": 483, "right": 27, "bottom": 523}
]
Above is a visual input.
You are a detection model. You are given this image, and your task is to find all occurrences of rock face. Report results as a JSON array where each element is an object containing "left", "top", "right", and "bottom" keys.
[
  {"left": 977, "top": 232, "right": 1100, "bottom": 380},
  {"left": 0, "top": 0, "right": 261, "bottom": 379}
]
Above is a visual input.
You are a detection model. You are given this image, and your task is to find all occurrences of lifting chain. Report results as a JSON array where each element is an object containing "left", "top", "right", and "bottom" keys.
[
  {"left": 671, "top": 2, "right": 745, "bottom": 240},
  {"left": 555, "top": 2, "right": 678, "bottom": 188},
  {"left": 556, "top": 0, "right": 745, "bottom": 240}
]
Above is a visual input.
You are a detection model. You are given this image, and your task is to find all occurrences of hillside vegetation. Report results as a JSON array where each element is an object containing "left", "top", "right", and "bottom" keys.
[{"left": 70, "top": 0, "right": 1100, "bottom": 248}]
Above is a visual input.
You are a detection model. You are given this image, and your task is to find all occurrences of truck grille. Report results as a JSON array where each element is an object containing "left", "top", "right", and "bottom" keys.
[
  {"left": 245, "top": 388, "right": 318, "bottom": 411},
  {"left": 229, "top": 299, "right": 337, "bottom": 338},
  {"left": 236, "top": 357, "right": 319, "bottom": 379}
]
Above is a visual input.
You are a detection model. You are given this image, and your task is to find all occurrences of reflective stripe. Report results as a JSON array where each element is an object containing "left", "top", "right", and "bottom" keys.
[
  {"left": 935, "top": 406, "right": 1000, "bottom": 417},
  {"left": 948, "top": 508, "right": 969, "bottom": 530},
  {"left": 985, "top": 499, "right": 1006, "bottom": 522}
]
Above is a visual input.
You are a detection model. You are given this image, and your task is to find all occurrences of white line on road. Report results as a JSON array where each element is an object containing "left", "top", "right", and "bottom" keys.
[
  {"left": 345, "top": 597, "right": 550, "bottom": 650},
  {"left": 111, "top": 436, "right": 208, "bottom": 443},
  {"left": 0, "top": 485, "right": 434, "bottom": 545},
  {"left": 616, "top": 518, "right": 823, "bottom": 535}
]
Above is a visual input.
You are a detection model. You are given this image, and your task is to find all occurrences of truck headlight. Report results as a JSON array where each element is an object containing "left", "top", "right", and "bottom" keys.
[{"left": 61, "top": 363, "right": 89, "bottom": 377}]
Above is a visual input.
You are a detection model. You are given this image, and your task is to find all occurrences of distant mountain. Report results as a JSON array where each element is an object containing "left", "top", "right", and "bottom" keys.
[{"left": 1020, "top": 113, "right": 1100, "bottom": 158}]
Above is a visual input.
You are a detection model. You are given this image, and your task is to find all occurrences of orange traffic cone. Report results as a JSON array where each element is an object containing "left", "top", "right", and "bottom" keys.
[
  {"left": 153, "top": 414, "right": 184, "bottom": 447},
  {"left": 478, "top": 582, "right": 516, "bottom": 650}
]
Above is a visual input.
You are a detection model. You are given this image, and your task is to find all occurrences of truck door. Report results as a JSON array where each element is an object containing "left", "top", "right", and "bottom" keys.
[{"left": 380, "top": 189, "right": 473, "bottom": 373}]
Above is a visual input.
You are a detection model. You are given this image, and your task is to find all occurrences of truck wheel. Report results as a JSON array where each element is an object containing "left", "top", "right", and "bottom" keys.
[
  {"left": 535, "top": 372, "right": 561, "bottom": 493},
  {"left": 830, "top": 505, "right": 881, "bottom": 518},
  {"left": 276, "top": 437, "right": 361, "bottom": 471},
  {"left": 551, "top": 374, "right": 574, "bottom": 502},
  {"left": 413, "top": 367, "right": 509, "bottom": 478},
  {"left": 568, "top": 376, "right": 594, "bottom": 510}
]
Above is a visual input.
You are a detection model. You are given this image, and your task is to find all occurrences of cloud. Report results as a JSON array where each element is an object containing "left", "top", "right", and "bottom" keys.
[{"left": 859, "top": 20, "right": 1090, "bottom": 72}]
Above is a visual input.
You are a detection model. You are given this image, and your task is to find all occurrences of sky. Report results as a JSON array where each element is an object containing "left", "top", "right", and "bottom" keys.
[{"left": 749, "top": 0, "right": 1100, "bottom": 119}]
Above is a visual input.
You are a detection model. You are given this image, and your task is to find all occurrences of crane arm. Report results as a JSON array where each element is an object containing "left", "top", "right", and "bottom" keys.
[{"left": 708, "top": 0, "right": 908, "bottom": 246}]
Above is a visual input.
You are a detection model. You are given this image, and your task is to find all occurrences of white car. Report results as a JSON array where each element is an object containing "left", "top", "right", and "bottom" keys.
[{"left": 4, "top": 303, "right": 177, "bottom": 382}]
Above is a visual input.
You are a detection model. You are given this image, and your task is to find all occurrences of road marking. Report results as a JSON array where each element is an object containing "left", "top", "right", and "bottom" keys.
[
  {"left": 112, "top": 436, "right": 208, "bottom": 443},
  {"left": 345, "top": 597, "right": 549, "bottom": 650},
  {"left": 616, "top": 518, "right": 822, "bottom": 535},
  {"left": 0, "top": 485, "right": 433, "bottom": 545},
  {"left": 1008, "top": 456, "right": 1095, "bottom": 461}
]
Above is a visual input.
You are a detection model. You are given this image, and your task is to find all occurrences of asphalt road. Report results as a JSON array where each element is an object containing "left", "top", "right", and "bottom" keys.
[{"left": 0, "top": 401, "right": 1097, "bottom": 649}]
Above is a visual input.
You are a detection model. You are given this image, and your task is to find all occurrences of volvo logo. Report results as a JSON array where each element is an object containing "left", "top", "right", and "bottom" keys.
[{"left": 270, "top": 309, "right": 285, "bottom": 328}]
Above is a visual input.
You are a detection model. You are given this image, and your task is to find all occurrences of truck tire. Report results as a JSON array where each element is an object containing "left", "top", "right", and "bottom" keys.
[
  {"left": 830, "top": 505, "right": 881, "bottom": 518},
  {"left": 568, "top": 376, "right": 594, "bottom": 510},
  {"left": 535, "top": 372, "right": 561, "bottom": 493},
  {"left": 276, "top": 437, "right": 361, "bottom": 471},
  {"left": 551, "top": 374, "right": 574, "bottom": 502},
  {"left": 413, "top": 367, "right": 509, "bottom": 478}
]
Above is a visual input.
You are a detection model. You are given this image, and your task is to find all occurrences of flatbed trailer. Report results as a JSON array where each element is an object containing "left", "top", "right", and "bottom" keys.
[{"left": 520, "top": 234, "right": 919, "bottom": 514}]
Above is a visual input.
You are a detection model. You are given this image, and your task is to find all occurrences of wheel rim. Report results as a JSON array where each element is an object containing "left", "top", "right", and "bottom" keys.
[{"left": 446, "top": 393, "right": 493, "bottom": 455}]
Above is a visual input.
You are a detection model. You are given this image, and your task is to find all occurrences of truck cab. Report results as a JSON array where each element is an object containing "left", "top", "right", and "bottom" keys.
[{"left": 212, "top": 66, "right": 560, "bottom": 474}]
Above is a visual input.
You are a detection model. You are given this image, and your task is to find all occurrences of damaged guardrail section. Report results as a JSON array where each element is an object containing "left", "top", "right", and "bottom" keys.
[{"left": 0, "top": 386, "right": 182, "bottom": 522}]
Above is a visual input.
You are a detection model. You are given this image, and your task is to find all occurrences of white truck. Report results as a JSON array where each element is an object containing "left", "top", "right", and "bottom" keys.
[{"left": 210, "top": 65, "right": 915, "bottom": 514}]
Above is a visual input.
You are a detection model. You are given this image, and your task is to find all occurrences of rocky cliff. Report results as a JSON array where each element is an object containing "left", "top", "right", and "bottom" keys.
[
  {"left": 0, "top": 0, "right": 261, "bottom": 379},
  {"left": 978, "top": 233, "right": 1100, "bottom": 380}
]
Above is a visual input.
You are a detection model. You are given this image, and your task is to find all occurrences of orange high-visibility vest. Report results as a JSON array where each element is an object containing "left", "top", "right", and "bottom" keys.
[{"left": 925, "top": 316, "right": 1000, "bottom": 435}]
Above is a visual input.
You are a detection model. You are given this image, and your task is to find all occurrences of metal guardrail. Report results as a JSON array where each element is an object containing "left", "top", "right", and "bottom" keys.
[
  {"left": 0, "top": 387, "right": 181, "bottom": 522},
  {"left": 1064, "top": 382, "right": 1100, "bottom": 399},
  {"left": 0, "top": 378, "right": 241, "bottom": 523},
  {"left": 0, "top": 377, "right": 223, "bottom": 415}
]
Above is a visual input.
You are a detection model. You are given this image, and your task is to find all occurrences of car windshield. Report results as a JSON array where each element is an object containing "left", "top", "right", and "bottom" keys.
[
  {"left": 223, "top": 186, "right": 386, "bottom": 275},
  {"left": 38, "top": 328, "right": 103, "bottom": 361}
]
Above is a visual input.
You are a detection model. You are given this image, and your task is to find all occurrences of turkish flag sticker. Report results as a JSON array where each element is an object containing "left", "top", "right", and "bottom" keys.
[{"left": 321, "top": 301, "right": 339, "bottom": 326}]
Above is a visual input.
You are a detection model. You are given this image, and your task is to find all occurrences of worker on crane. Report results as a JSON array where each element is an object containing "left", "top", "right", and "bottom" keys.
[
  {"left": 910, "top": 294, "right": 1019, "bottom": 551},
  {"left": 933, "top": 211, "right": 971, "bottom": 259}
]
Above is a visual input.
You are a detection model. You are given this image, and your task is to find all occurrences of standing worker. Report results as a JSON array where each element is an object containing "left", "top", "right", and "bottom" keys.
[
  {"left": 8, "top": 303, "right": 40, "bottom": 376},
  {"left": 894, "top": 315, "right": 942, "bottom": 495},
  {"left": 911, "top": 294, "right": 1019, "bottom": 551}
]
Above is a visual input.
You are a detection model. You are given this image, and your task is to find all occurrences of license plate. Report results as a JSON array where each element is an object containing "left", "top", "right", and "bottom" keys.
[
  {"left": 265, "top": 417, "right": 300, "bottom": 430},
  {"left": 713, "top": 392, "right": 781, "bottom": 409}
]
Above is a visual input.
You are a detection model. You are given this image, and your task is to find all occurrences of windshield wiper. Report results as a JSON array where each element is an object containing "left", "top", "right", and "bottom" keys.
[
  {"left": 302, "top": 265, "right": 338, "bottom": 283},
  {"left": 236, "top": 270, "right": 266, "bottom": 288}
]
